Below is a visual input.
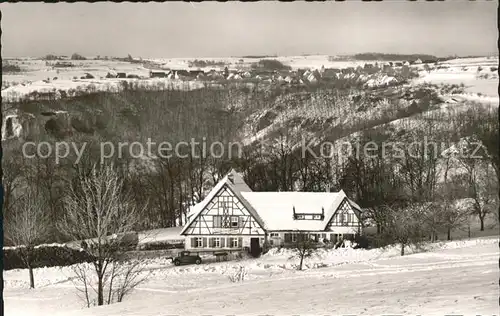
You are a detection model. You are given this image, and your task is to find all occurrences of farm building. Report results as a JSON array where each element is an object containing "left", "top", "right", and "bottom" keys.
[
  {"left": 150, "top": 71, "right": 168, "bottom": 78},
  {"left": 181, "top": 170, "right": 364, "bottom": 257}
]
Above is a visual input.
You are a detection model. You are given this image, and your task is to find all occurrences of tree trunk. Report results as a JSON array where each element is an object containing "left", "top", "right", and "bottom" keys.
[
  {"left": 447, "top": 227, "right": 451, "bottom": 241},
  {"left": 97, "top": 275, "right": 104, "bottom": 306},
  {"left": 479, "top": 216, "right": 485, "bottom": 231},
  {"left": 29, "top": 266, "right": 35, "bottom": 289},
  {"left": 400, "top": 243, "right": 405, "bottom": 256},
  {"left": 299, "top": 255, "right": 304, "bottom": 271}
]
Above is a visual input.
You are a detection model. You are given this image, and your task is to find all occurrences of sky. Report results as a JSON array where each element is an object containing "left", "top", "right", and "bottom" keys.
[{"left": 0, "top": 1, "right": 498, "bottom": 58}]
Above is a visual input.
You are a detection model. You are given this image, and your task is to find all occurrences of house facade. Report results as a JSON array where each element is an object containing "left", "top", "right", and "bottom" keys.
[{"left": 180, "top": 170, "right": 364, "bottom": 255}]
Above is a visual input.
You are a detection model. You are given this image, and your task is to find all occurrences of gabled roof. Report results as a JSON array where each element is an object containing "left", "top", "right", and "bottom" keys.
[
  {"left": 240, "top": 190, "right": 348, "bottom": 231},
  {"left": 180, "top": 170, "right": 263, "bottom": 235},
  {"left": 181, "top": 170, "right": 363, "bottom": 234}
]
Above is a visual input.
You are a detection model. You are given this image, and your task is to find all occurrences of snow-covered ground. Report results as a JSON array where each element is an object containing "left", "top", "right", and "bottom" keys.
[
  {"left": 138, "top": 226, "right": 184, "bottom": 244},
  {"left": 1, "top": 59, "right": 206, "bottom": 102},
  {"left": 3, "top": 55, "right": 498, "bottom": 104},
  {"left": 413, "top": 56, "right": 499, "bottom": 102},
  {"left": 4, "top": 236, "right": 498, "bottom": 316},
  {"left": 144, "top": 55, "right": 381, "bottom": 71}
]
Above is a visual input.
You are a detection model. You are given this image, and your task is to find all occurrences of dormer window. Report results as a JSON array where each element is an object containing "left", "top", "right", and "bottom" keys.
[
  {"left": 313, "top": 214, "right": 322, "bottom": 220},
  {"left": 296, "top": 215, "right": 305, "bottom": 220}
]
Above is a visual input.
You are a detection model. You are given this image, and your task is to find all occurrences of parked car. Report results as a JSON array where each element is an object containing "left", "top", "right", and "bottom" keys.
[{"left": 172, "top": 251, "right": 202, "bottom": 266}]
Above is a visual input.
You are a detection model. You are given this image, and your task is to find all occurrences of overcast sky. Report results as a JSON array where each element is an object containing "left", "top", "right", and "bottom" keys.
[{"left": 1, "top": 1, "right": 497, "bottom": 58}]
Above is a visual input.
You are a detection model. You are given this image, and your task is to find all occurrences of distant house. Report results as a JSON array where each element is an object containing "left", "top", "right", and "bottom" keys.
[
  {"left": 413, "top": 58, "right": 422, "bottom": 64},
  {"left": 188, "top": 70, "right": 205, "bottom": 77},
  {"left": 175, "top": 70, "right": 195, "bottom": 80},
  {"left": 242, "top": 71, "right": 252, "bottom": 78},
  {"left": 341, "top": 67, "right": 355, "bottom": 75},
  {"left": 181, "top": 170, "right": 364, "bottom": 256},
  {"left": 116, "top": 72, "right": 127, "bottom": 78},
  {"left": 81, "top": 73, "right": 94, "bottom": 79},
  {"left": 322, "top": 68, "right": 341, "bottom": 79},
  {"left": 150, "top": 71, "right": 167, "bottom": 78}
]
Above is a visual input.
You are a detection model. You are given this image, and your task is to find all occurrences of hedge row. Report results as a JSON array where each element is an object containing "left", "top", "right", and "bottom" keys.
[
  {"left": 3, "top": 245, "right": 96, "bottom": 270},
  {"left": 137, "top": 240, "right": 185, "bottom": 251}
]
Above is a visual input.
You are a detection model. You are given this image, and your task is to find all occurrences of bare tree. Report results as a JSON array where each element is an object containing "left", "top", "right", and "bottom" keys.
[
  {"left": 5, "top": 188, "right": 50, "bottom": 288},
  {"left": 291, "top": 232, "right": 317, "bottom": 270},
  {"left": 59, "top": 164, "right": 143, "bottom": 306},
  {"left": 384, "top": 203, "right": 427, "bottom": 256},
  {"left": 456, "top": 138, "right": 498, "bottom": 231}
]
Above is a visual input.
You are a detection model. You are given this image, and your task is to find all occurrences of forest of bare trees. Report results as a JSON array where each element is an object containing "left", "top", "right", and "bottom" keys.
[{"left": 2, "top": 82, "right": 499, "bottom": 258}]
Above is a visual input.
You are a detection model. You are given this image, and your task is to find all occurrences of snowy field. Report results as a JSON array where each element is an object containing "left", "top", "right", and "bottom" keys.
[
  {"left": 4, "top": 236, "right": 498, "bottom": 316},
  {"left": 1, "top": 58, "right": 205, "bottom": 102},
  {"left": 146, "top": 55, "right": 385, "bottom": 71},
  {"left": 3, "top": 55, "right": 498, "bottom": 104},
  {"left": 413, "top": 56, "right": 499, "bottom": 101}
]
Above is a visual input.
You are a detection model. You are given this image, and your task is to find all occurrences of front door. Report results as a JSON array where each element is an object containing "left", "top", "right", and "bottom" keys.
[{"left": 250, "top": 238, "right": 261, "bottom": 257}]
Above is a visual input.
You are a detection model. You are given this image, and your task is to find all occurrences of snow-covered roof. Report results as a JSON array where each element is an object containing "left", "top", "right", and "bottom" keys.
[
  {"left": 241, "top": 191, "right": 347, "bottom": 231},
  {"left": 181, "top": 169, "right": 363, "bottom": 233}
]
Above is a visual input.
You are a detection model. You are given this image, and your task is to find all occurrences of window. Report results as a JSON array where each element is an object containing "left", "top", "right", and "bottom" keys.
[
  {"left": 218, "top": 196, "right": 233, "bottom": 211},
  {"left": 219, "top": 201, "right": 231, "bottom": 209},
  {"left": 231, "top": 216, "right": 239, "bottom": 227},
  {"left": 270, "top": 233, "right": 279, "bottom": 238},
  {"left": 214, "top": 238, "right": 221, "bottom": 248},
  {"left": 296, "top": 215, "right": 305, "bottom": 220},
  {"left": 196, "top": 237, "right": 203, "bottom": 248},
  {"left": 340, "top": 212, "right": 348, "bottom": 224},
  {"left": 291, "top": 234, "right": 297, "bottom": 242},
  {"left": 313, "top": 214, "right": 322, "bottom": 220},
  {"left": 213, "top": 215, "right": 234, "bottom": 228},
  {"left": 231, "top": 237, "right": 239, "bottom": 248}
]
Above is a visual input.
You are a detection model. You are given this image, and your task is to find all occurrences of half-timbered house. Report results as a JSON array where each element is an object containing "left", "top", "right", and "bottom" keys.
[{"left": 181, "top": 170, "right": 364, "bottom": 256}]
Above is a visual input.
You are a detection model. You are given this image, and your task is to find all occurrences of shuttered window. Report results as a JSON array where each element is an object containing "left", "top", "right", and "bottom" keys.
[
  {"left": 228, "top": 237, "right": 240, "bottom": 248},
  {"left": 214, "top": 238, "right": 221, "bottom": 248},
  {"left": 202, "top": 237, "right": 207, "bottom": 248},
  {"left": 195, "top": 237, "right": 203, "bottom": 248}
]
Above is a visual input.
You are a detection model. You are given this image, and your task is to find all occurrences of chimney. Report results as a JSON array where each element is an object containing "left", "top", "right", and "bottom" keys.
[
  {"left": 293, "top": 206, "right": 296, "bottom": 220},
  {"left": 321, "top": 207, "right": 325, "bottom": 220},
  {"left": 227, "top": 171, "right": 234, "bottom": 184}
]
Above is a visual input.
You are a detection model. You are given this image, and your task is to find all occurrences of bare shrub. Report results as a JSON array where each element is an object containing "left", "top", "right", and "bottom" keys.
[
  {"left": 227, "top": 265, "right": 248, "bottom": 283},
  {"left": 4, "top": 188, "right": 50, "bottom": 288},
  {"left": 59, "top": 164, "right": 147, "bottom": 306}
]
